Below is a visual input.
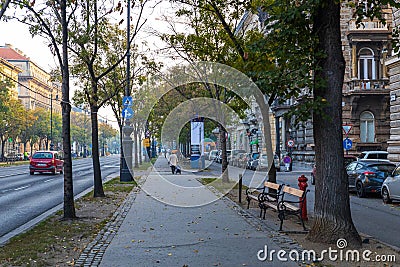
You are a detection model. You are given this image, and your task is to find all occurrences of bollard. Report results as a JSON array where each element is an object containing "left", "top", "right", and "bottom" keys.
[
  {"left": 298, "top": 174, "right": 308, "bottom": 221},
  {"left": 239, "top": 174, "right": 243, "bottom": 203}
]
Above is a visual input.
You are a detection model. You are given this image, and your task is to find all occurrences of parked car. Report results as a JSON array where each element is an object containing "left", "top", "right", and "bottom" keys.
[
  {"left": 246, "top": 153, "right": 260, "bottom": 170},
  {"left": 255, "top": 154, "right": 269, "bottom": 170},
  {"left": 29, "top": 151, "right": 64, "bottom": 175},
  {"left": 229, "top": 149, "right": 246, "bottom": 165},
  {"left": 358, "top": 151, "right": 389, "bottom": 161},
  {"left": 274, "top": 154, "right": 280, "bottom": 172},
  {"left": 311, "top": 155, "right": 357, "bottom": 185},
  {"left": 16, "top": 153, "right": 24, "bottom": 161},
  {"left": 238, "top": 153, "right": 251, "bottom": 168},
  {"left": 345, "top": 160, "right": 395, "bottom": 198},
  {"left": 216, "top": 150, "right": 231, "bottom": 164},
  {"left": 381, "top": 165, "right": 400, "bottom": 204}
]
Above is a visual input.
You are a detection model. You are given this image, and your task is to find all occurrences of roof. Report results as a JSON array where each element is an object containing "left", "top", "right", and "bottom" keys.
[{"left": 0, "top": 46, "right": 29, "bottom": 61}]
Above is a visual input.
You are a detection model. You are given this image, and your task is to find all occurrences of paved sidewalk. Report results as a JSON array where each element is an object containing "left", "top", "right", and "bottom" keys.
[{"left": 77, "top": 156, "right": 304, "bottom": 267}]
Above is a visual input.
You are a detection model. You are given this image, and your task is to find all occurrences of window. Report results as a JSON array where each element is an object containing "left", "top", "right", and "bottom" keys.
[
  {"left": 358, "top": 48, "right": 376, "bottom": 80},
  {"left": 360, "top": 111, "right": 375, "bottom": 142}
]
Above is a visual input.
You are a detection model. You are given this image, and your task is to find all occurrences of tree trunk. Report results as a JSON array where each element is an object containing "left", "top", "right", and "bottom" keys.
[
  {"left": 307, "top": 0, "right": 361, "bottom": 247},
  {"left": 1, "top": 138, "right": 5, "bottom": 160},
  {"left": 134, "top": 128, "right": 139, "bottom": 168},
  {"left": 138, "top": 130, "right": 143, "bottom": 165},
  {"left": 119, "top": 122, "right": 124, "bottom": 177},
  {"left": 61, "top": 0, "right": 76, "bottom": 220},
  {"left": 219, "top": 125, "right": 229, "bottom": 182},
  {"left": 90, "top": 105, "right": 105, "bottom": 197}
]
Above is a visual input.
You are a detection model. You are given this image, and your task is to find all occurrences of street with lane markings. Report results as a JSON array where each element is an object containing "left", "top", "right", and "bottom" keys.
[{"left": 0, "top": 155, "right": 121, "bottom": 244}]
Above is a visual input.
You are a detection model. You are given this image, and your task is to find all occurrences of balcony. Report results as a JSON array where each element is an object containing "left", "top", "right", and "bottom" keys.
[
  {"left": 343, "top": 79, "right": 389, "bottom": 95},
  {"left": 348, "top": 19, "right": 390, "bottom": 32}
]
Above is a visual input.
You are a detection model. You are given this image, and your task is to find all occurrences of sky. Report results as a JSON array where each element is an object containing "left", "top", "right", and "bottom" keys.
[{"left": 0, "top": 1, "right": 185, "bottom": 129}]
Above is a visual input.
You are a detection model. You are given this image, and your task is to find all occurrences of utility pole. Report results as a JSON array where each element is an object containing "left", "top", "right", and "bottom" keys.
[{"left": 120, "top": 0, "right": 134, "bottom": 182}]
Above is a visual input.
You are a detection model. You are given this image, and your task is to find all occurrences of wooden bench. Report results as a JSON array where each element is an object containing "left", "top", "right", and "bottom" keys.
[
  {"left": 277, "top": 185, "right": 309, "bottom": 231},
  {"left": 245, "top": 181, "right": 283, "bottom": 219}
]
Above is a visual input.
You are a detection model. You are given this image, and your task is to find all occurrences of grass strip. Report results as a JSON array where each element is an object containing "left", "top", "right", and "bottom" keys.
[{"left": 0, "top": 177, "right": 136, "bottom": 267}]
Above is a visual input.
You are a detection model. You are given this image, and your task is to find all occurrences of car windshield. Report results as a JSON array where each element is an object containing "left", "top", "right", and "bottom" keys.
[
  {"left": 368, "top": 164, "right": 395, "bottom": 173},
  {"left": 32, "top": 152, "right": 53, "bottom": 159}
]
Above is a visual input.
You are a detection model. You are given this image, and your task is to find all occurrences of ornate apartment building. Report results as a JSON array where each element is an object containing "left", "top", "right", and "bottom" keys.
[
  {"left": 235, "top": 3, "right": 396, "bottom": 163},
  {"left": 0, "top": 57, "right": 22, "bottom": 99},
  {"left": 0, "top": 44, "right": 61, "bottom": 114},
  {"left": 386, "top": 8, "right": 400, "bottom": 163},
  {"left": 341, "top": 4, "right": 392, "bottom": 153}
]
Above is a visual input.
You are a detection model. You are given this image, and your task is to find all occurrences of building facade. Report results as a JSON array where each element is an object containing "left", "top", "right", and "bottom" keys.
[
  {"left": 0, "top": 44, "right": 61, "bottom": 114},
  {"left": 385, "top": 8, "right": 400, "bottom": 163},
  {"left": 0, "top": 57, "right": 22, "bottom": 99},
  {"left": 238, "top": 4, "right": 394, "bottom": 164},
  {"left": 0, "top": 44, "right": 62, "bottom": 155}
]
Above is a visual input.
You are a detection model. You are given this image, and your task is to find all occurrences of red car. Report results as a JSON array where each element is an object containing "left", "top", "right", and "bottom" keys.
[
  {"left": 29, "top": 151, "right": 64, "bottom": 175},
  {"left": 311, "top": 155, "right": 357, "bottom": 185}
]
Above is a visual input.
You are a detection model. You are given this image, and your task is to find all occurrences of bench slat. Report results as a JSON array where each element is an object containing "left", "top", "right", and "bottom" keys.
[
  {"left": 282, "top": 203, "right": 300, "bottom": 211},
  {"left": 282, "top": 186, "right": 304, "bottom": 197},
  {"left": 264, "top": 181, "right": 280, "bottom": 190}
]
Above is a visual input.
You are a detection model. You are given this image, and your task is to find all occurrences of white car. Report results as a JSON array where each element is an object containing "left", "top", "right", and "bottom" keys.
[{"left": 382, "top": 165, "right": 400, "bottom": 204}]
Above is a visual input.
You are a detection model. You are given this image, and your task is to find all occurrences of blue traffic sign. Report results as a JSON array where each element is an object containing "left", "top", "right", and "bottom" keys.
[
  {"left": 283, "top": 156, "right": 292, "bottom": 164},
  {"left": 123, "top": 96, "right": 133, "bottom": 107},
  {"left": 343, "top": 138, "right": 353, "bottom": 150},
  {"left": 122, "top": 107, "right": 134, "bottom": 119}
]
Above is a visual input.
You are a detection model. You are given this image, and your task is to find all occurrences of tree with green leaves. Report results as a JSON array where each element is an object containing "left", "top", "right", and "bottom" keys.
[
  {"left": 0, "top": 0, "right": 11, "bottom": 19},
  {"left": 70, "top": 0, "right": 151, "bottom": 197},
  {"left": 173, "top": 0, "right": 400, "bottom": 247},
  {"left": 160, "top": 3, "right": 253, "bottom": 182},
  {"left": 18, "top": 108, "right": 36, "bottom": 153},
  {"left": 6, "top": 0, "right": 79, "bottom": 219}
]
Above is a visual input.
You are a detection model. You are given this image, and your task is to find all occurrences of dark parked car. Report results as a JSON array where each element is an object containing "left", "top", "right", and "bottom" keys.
[
  {"left": 345, "top": 160, "right": 395, "bottom": 198},
  {"left": 29, "top": 151, "right": 64, "bottom": 175},
  {"left": 311, "top": 155, "right": 357, "bottom": 185}
]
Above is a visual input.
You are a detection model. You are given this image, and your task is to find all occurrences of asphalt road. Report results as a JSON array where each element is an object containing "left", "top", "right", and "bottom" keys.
[
  {"left": 0, "top": 155, "right": 121, "bottom": 245},
  {"left": 206, "top": 161, "right": 400, "bottom": 249}
]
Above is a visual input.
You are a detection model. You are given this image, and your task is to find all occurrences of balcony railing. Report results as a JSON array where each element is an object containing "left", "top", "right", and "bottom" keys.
[
  {"left": 344, "top": 79, "right": 389, "bottom": 94},
  {"left": 348, "top": 19, "right": 390, "bottom": 32}
]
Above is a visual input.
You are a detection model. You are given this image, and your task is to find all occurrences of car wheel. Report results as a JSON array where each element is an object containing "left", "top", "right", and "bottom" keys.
[
  {"left": 30, "top": 171, "right": 34, "bottom": 175},
  {"left": 311, "top": 174, "right": 315, "bottom": 185},
  {"left": 382, "top": 187, "right": 392, "bottom": 204},
  {"left": 356, "top": 182, "right": 366, "bottom": 198}
]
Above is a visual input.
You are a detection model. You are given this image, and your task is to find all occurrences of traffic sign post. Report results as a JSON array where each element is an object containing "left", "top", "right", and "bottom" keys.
[
  {"left": 123, "top": 96, "right": 133, "bottom": 107},
  {"left": 287, "top": 139, "right": 295, "bottom": 148},
  {"left": 343, "top": 138, "right": 353, "bottom": 154},
  {"left": 283, "top": 155, "right": 292, "bottom": 172},
  {"left": 122, "top": 107, "right": 134, "bottom": 119},
  {"left": 342, "top": 124, "right": 353, "bottom": 136}
]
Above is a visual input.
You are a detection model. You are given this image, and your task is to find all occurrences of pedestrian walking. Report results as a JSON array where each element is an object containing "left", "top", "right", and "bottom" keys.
[{"left": 168, "top": 151, "right": 178, "bottom": 174}]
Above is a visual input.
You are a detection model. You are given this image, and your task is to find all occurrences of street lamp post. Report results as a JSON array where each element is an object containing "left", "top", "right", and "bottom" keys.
[{"left": 120, "top": 0, "right": 134, "bottom": 182}]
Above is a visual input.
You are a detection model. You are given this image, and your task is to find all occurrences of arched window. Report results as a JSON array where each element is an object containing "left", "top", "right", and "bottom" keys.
[
  {"left": 360, "top": 111, "right": 375, "bottom": 142},
  {"left": 358, "top": 48, "right": 376, "bottom": 80}
]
